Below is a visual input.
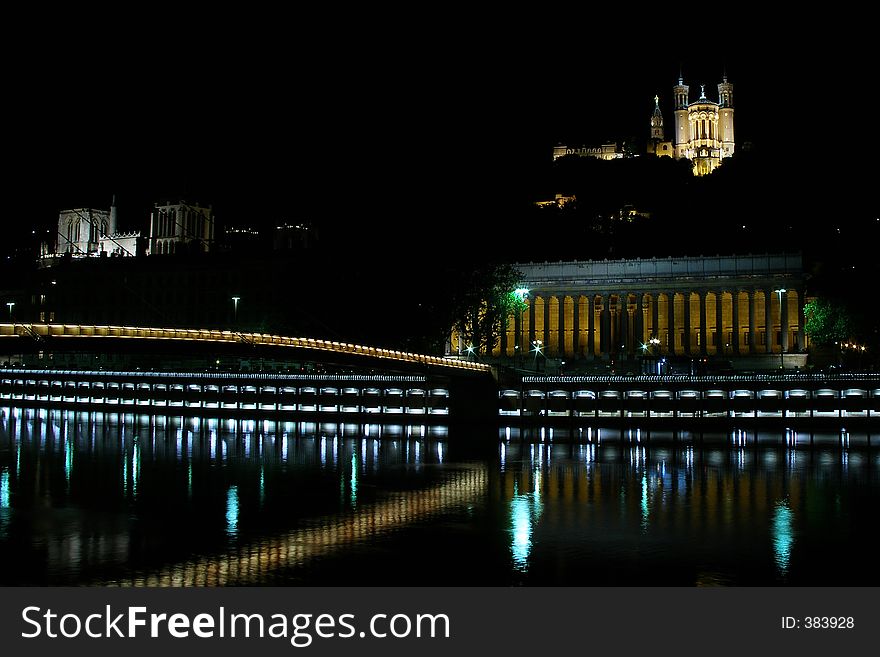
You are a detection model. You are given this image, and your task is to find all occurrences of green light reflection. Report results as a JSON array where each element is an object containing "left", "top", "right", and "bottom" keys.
[
  {"left": 0, "top": 469, "right": 9, "bottom": 508},
  {"left": 226, "top": 486, "right": 239, "bottom": 538},
  {"left": 0, "top": 468, "right": 8, "bottom": 539},
  {"left": 772, "top": 499, "right": 794, "bottom": 576}
]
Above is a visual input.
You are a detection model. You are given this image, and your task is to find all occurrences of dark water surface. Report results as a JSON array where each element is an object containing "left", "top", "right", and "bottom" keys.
[{"left": 1, "top": 407, "right": 877, "bottom": 586}]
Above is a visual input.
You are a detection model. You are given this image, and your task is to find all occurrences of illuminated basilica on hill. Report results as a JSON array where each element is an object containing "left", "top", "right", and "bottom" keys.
[{"left": 556, "top": 74, "right": 735, "bottom": 176}]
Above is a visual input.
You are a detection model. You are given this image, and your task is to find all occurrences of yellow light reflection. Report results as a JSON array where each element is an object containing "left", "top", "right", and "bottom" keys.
[{"left": 104, "top": 466, "right": 487, "bottom": 586}]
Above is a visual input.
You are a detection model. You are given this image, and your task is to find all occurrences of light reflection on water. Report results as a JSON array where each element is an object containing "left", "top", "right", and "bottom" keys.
[
  {"left": 772, "top": 499, "right": 794, "bottom": 577},
  {"left": 0, "top": 406, "right": 878, "bottom": 586}
]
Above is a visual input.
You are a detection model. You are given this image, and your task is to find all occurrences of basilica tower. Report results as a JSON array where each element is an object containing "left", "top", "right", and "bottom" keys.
[
  {"left": 717, "top": 74, "right": 735, "bottom": 158},
  {"left": 672, "top": 75, "right": 690, "bottom": 159},
  {"left": 670, "top": 73, "right": 735, "bottom": 176}
]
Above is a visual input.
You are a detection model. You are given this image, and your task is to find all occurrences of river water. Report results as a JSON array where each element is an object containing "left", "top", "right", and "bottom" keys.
[{"left": 1, "top": 407, "right": 877, "bottom": 586}]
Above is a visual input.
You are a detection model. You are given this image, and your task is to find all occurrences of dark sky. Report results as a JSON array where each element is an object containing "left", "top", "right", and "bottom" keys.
[{"left": 5, "top": 19, "right": 876, "bottom": 256}]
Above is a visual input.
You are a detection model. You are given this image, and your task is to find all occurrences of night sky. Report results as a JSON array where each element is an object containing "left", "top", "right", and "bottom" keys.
[{"left": 5, "top": 19, "right": 876, "bottom": 258}]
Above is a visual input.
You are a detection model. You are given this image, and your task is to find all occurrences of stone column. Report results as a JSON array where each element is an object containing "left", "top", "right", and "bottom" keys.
[
  {"left": 795, "top": 289, "right": 805, "bottom": 351},
  {"left": 683, "top": 292, "right": 692, "bottom": 356},
  {"left": 500, "top": 314, "right": 508, "bottom": 356},
  {"left": 634, "top": 293, "right": 644, "bottom": 349},
  {"left": 764, "top": 289, "right": 773, "bottom": 354},
  {"left": 715, "top": 291, "right": 724, "bottom": 356},
  {"left": 748, "top": 290, "right": 757, "bottom": 354},
  {"left": 544, "top": 296, "right": 552, "bottom": 351},
  {"left": 667, "top": 292, "right": 676, "bottom": 355},
  {"left": 600, "top": 296, "right": 610, "bottom": 357},
  {"left": 558, "top": 294, "right": 566, "bottom": 357},
  {"left": 528, "top": 297, "right": 536, "bottom": 349},
  {"left": 780, "top": 289, "right": 789, "bottom": 353},
  {"left": 620, "top": 294, "right": 629, "bottom": 356},
  {"left": 651, "top": 293, "right": 659, "bottom": 343},
  {"left": 587, "top": 296, "right": 595, "bottom": 357},
  {"left": 699, "top": 290, "right": 708, "bottom": 356},
  {"left": 573, "top": 295, "right": 580, "bottom": 357},
  {"left": 514, "top": 306, "right": 523, "bottom": 355},
  {"left": 732, "top": 290, "right": 740, "bottom": 355}
]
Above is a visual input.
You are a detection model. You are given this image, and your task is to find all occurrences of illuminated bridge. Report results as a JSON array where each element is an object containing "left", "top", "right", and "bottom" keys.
[{"left": 0, "top": 323, "right": 490, "bottom": 375}]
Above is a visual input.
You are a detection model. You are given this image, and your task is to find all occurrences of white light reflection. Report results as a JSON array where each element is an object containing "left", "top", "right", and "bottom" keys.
[
  {"left": 640, "top": 472, "right": 649, "bottom": 532},
  {"left": 500, "top": 442, "right": 506, "bottom": 471},
  {"left": 437, "top": 442, "right": 444, "bottom": 464},
  {"left": 226, "top": 486, "right": 239, "bottom": 538},
  {"left": 772, "top": 499, "right": 794, "bottom": 576},
  {"left": 350, "top": 453, "right": 358, "bottom": 507},
  {"left": 132, "top": 442, "right": 140, "bottom": 499},
  {"left": 320, "top": 437, "right": 326, "bottom": 467}
]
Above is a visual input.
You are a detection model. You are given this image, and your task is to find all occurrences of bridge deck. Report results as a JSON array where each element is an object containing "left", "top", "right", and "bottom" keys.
[{"left": 0, "top": 323, "right": 490, "bottom": 374}]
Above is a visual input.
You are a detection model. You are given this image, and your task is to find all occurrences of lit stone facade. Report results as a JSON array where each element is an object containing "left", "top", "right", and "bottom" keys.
[
  {"left": 552, "top": 143, "right": 622, "bottom": 161},
  {"left": 149, "top": 201, "right": 215, "bottom": 255},
  {"left": 672, "top": 75, "right": 735, "bottom": 175},
  {"left": 489, "top": 254, "right": 806, "bottom": 360},
  {"left": 47, "top": 199, "right": 140, "bottom": 259}
]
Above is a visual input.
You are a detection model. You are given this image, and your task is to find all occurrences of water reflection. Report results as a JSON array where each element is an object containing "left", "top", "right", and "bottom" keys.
[
  {"left": 509, "top": 467, "right": 543, "bottom": 572},
  {"left": 1, "top": 406, "right": 879, "bottom": 585},
  {"left": 495, "top": 442, "right": 878, "bottom": 585},
  {"left": 0, "top": 407, "right": 461, "bottom": 584},
  {"left": 772, "top": 500, "right": 794, "bottom": 577},
  {"left": 226, "top": 486, "right": 239, "bottom": 538}
]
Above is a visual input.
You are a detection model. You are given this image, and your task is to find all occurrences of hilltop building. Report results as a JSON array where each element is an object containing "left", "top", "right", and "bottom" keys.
[
  {"left": 42, "top": 197, "right": 141, "bottom": 260},
  {"left": 554, "top": 74, "right": 735, "bottom": 176}
]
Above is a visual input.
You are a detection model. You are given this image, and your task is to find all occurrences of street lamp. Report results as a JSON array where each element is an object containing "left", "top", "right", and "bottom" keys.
[
  {"left": 774, "top": 288, "right": 786, "bottom": 371},
  {"left": 6, "top": 302, "right": 14, "bottom": 323},
  {"left": 231, "top": 296, "right": 240, "bottom": 324},
  {"left": 532, "top": 339, "right": 543, "bottom": 372}
]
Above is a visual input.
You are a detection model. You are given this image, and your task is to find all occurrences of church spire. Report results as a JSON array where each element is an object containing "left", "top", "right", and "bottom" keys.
[{"left": 650, "top": 94, "right": 664, "bottom": 140}]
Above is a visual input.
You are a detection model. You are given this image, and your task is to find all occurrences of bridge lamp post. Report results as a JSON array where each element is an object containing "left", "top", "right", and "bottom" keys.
[
  {"left": 232, "top": 296, "right": 241, "bottom": 325},
  {"left": 774, "top": 288, "right": 786, "bottom": 371},
  {"left": 6, "top": 302, "right": 14, "bottom": 323}
]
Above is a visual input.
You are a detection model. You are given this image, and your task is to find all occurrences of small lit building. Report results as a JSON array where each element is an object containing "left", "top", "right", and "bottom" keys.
[
  {"left": 43, "top": 197, "right": 141, "bottom": 260},
  {"left": 149, "top": 201, "right": 214, "bottom": 255}
]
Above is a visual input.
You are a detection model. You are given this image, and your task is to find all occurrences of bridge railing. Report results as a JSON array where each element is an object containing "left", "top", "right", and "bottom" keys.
[{"left": 0, "top": 323, "right": 491, "bottom": 373}]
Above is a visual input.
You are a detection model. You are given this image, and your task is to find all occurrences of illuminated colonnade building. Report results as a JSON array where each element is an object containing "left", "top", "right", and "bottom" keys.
[{"left": 485, "top": 254, "right": 806, "bottom": 361}]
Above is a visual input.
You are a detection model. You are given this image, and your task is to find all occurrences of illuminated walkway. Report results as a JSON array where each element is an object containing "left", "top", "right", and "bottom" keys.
[
  {"left": 0, "top": 323, "right": 489, "bottom": 373},
  {"left": 500, "top": 373, "right": 880, "bottom": 429}
]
